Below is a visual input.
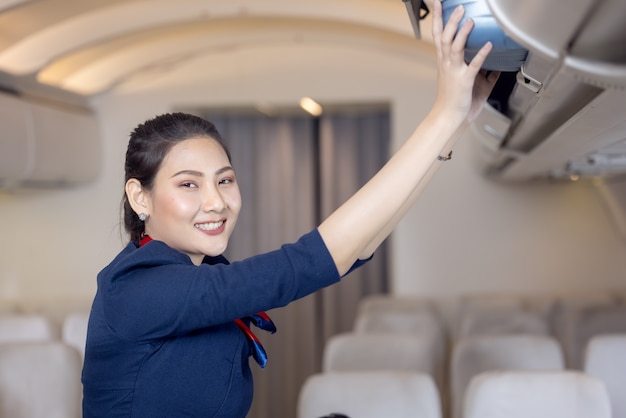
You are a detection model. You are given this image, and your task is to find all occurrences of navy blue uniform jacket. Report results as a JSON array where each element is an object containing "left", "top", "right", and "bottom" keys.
[{"left": 82, "top": 229, "right": 366, "bottom": 417}]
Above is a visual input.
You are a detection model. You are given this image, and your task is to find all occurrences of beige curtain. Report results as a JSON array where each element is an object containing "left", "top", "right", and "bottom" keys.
[{"left": 192, "top": 109, "right": 390, "bottom": 418}]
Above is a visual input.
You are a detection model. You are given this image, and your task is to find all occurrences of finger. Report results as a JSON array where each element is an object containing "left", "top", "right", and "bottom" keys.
[
  {"left": 473, "top": 70, "right": 500, "bottom": 103},
  {"left": 487, "top": 70, "right": 501, "bottom": 85},
  {"left": 444, "top": 17, "right": 474, "bottom": 66},
  {"left": 468, "top": 41, "right": 494, "bottom": 73},
  {"left": 441, "top": 5, "right": 466, "bottom": 47},
  {"left": 452, "top": 17, "right": 474, "bottom": 56},
  {"left": 431, "top": 0, "right": 443, "bottom": 46},
  {"left": 476, "top": 70, "right": 500, "bottom": 93}
]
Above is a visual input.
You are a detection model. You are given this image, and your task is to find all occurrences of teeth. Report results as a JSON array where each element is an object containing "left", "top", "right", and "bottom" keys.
[{"left": 195, "top": 221, "right": 223, "bottom": 231}]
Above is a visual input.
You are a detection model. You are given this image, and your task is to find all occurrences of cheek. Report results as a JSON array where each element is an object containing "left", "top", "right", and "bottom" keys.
[
  {"left": 227, "top": 190, "right": 243, "bottom": 215},
  {"left": 155, "top": 193, "right": 197, "bottom": 218}
]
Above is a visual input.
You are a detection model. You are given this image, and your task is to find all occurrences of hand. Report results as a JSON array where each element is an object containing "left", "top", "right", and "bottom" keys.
[
  {"left": 430, "top": 1, "right": 500, "bottom": 124},
  {"left": 468, "top": 68, "right": 500, "bottom": 122}
]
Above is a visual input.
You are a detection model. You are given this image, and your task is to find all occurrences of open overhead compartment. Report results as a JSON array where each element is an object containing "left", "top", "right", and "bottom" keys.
[
  {"left": 407, "top": 0, "right": 626, "bottom": 181},
  {"left": 478, "top": 0, "right": 626, "bottom": 181}
]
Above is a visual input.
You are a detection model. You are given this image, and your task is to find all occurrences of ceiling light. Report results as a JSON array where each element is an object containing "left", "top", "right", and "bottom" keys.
[{"left": 299, "top": 97, "right": 323, "bottom": 117}]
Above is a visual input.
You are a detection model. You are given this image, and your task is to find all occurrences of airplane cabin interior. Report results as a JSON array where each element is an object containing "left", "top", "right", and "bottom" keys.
[{"left": 1, "top": 0, "right": 626, "bottom": 417}]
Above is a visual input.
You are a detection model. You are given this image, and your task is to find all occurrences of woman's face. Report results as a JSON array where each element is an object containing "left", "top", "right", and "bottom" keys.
[{"left": 144, "top": 136, "right": 241, "bottom": 265}]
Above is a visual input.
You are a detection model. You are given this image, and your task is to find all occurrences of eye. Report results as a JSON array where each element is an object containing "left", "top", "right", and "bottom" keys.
[
  {"left": 218, "top": 177, "right": 235, "bottom": 186},
  {"left": 180, "top": 181, "right": 198, "bottom": 189}
]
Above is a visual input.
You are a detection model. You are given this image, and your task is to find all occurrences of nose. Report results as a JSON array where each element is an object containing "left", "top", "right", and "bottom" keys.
[{"left": 201, "top": 184, "right": 227, "bottom": 213}]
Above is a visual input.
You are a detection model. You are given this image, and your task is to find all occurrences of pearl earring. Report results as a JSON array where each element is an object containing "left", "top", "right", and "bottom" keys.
[{"left": 138, "top": 213, "right": 147, "bottom": 221}]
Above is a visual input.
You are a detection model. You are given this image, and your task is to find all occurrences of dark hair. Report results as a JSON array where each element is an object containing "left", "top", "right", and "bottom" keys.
[{"left": 122, "top": 112, "right": 231, "bottom": 242}]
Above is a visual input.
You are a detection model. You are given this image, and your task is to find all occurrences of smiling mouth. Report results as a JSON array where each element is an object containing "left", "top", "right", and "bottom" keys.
[{"left": 195, "top": 220, "right": 224, "bottom": 231}]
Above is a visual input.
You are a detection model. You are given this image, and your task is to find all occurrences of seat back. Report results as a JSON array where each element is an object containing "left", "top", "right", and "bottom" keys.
[
  {"left": 566, "top": 306, "right": 626, "bottom": 369},
  {"left": 323, "top": 332, "right": 438, "bottom": 384},
  {"left": 549, "top": 293, "right": 617, "bottom": 368},
  {"left": 354, "top": 310, "right": 442, "bottom": 336},
  {"left": 457, "top": 310, "right": 549, "bottom": 338},
  {"left": 455, "top": 294, "right": 531, "bottom": 340},
  {"left": 356, "top": 295, "right": 433, "bottom": 316},
  {"left": 584, "top": 334, "right": 626, "bottom": 418},
  {"left": 0, "top": 342, "right": 82, "bottom": 418},
  {"left": 451, "top": 334, "right": 564, "bottom": 418},
  {"left": 297, "top": 371, "right": 441, "bottom": 418},
  {"left": 458, "top": 294, "right": 525, "bottom": 315},
  {"left": 353, "top": 310, "right": 447, "bottom": 389},
  {"left": 463, "top": 370, "right": 611, "bottom": 418},
  {"left": 0, "top": 314, "right": 57, "bottom": 344},
  {"left": 62, "top": 312, "right": 90, "bottom": 360}
]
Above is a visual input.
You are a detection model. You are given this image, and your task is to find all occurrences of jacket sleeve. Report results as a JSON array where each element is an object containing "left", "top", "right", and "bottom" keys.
[{"left": 100, "top": 229, "right": 344, "bottom": 342}]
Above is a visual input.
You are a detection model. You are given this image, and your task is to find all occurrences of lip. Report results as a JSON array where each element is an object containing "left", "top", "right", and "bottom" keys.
[{"left": 195, "top": 219, "right": 226, "bottom": 235}]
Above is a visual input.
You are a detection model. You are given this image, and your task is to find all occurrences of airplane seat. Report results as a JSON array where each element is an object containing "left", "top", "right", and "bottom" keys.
[
  {"left": 457, "top": 310, "right": 549, "bottom": 339},
  {"left": 559, "top": 304, "right": 626, "bottom": 369},
  {"left": 62, "top": 311, "right": 90, "bottom": 361},
  {"left": 322, "top": 332, "right": 442, "bottom": 391},
  {"left": 0, "top": 314, "right": 58, "bottom": 344},
  {"left": 356, "top": 294, "right": 434, "bottom": 316},
  {"left": 353, "top": 310, "right": 448, "bottom": 394},
  {"left": 522, "top": 294, "right": 561, "bottom": 322},
  {"left": 454, "top": 294, "right": 527, "bottom": 338},
  {"left": 457, "top": 294, "right": 526, "bottom": 313},
  {"left": 462, "top": 370, "right": 611, "bottom": 418},
  {"left": 16, "top": 299, "right": 92, "bottom": 331},
  {"left": 451, "top": 334, "right": 564, "bottom": 418},
  {"left": 353, "top": 309, "right": 445, "bottom": 340},
  {"left": 297, "top": 371, "right": 441, "bottom": 418},
  {"left": 0, "top": 341, "right": 82, "bottom": 418},
  {"left": 548, "top": 292, "right": 618, "bottom": 368},
  {"left": 354, "top": 296, "right": 445, "bottom": 341},
  {"left": 584, "top": 334, "right": 626, "bottom": 418}
]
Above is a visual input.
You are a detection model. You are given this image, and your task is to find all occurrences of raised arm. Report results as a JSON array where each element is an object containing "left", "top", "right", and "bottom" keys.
[{"left": 317, "top": 1, "right": 500, "bottom": 276}]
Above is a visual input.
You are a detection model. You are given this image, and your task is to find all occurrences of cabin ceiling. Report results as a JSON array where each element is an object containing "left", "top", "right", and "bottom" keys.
[
  {"left": 5, "top": 0, "right": 626, "bottom": 183},
  {"left": 0, "top": 0, "right": 432, "bottom": 99}
]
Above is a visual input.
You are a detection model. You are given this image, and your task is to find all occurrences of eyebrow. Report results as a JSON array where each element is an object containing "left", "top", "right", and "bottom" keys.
[{"left": 171, "top": 166, "right": 234, "bottom": 178}]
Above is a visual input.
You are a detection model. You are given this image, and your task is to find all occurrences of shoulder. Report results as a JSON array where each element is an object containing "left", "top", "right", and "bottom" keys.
[{"left": 98, "top": 240, "right": 193, "bottom": 282}]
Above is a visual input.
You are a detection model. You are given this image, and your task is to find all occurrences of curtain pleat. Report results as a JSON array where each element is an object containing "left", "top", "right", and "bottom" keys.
[{"left": 318, "top": 112, "right": 391, "bottom": 343}]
